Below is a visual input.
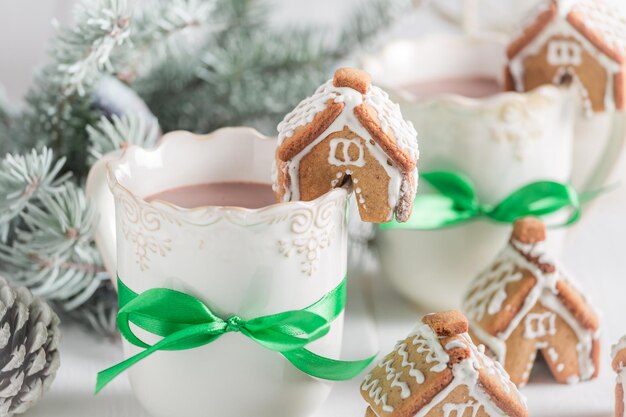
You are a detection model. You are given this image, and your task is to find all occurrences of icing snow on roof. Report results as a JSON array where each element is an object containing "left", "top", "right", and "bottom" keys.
[
  {"left": 277, "top": 79, "right": 419, "bottom": 160},
  {"left": 463, "top": 241, "right": 558, "bottom": 325},
  {"left": 510, "top": 0, "right": 626, "bottom": 61},
  {"left": 569, "top": 0, "right": 626, "bottom": 56}
]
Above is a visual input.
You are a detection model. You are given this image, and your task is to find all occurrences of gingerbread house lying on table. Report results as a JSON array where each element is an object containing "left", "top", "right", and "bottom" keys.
[
  {"left": 612, "top": 336, "right": 626, "bottom": 417},
  {"left": 505, "top": 0, "right": 626, "bottom": 114},
  {"left": 273, "top": 67, "right": 419, "bottom": 223},
  {"left": 360, "top": 311, "right": 527, "bottom": 417},
  {"left": 463, "top": 217, "right": 601, "bottom": 387}
]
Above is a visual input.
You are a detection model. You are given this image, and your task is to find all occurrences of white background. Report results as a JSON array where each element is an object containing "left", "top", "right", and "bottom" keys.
[{"left": 2, "top": 1, "right": 626, "bottom": 417}]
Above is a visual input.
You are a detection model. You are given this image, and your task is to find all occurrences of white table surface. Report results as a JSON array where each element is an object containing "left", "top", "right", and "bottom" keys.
[{"left": 22, "top": 4, "right": 626, "bottom": 417}]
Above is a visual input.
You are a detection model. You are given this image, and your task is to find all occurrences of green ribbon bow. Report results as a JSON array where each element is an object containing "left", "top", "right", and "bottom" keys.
[
  {"left": 95, "top": 276, "right": 375, "bottom": 393},
  {"left": 380, "top": 171, "right": 590, "bottom": 230}
]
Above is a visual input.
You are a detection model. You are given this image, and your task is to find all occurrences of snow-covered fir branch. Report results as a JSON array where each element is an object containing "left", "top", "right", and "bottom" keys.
[
  {"left": 0, "top": 148, "right": 116, "bottom": 335},
  {"left": 0, "top": 180, "right": 109, "bottom": 313},
  {"left": 14, "top": 183, "right": 96, "bottom": 256},
  {"left": 87, "top": 113, "right": 160, "bottom": 164},
  {"left": 122, "top": 0, "right": 222, "bottom": 80},
  {"left": 54, "top": 0, "right": 132, "bottom": 96},
  {"left": 0, "top": 149, "right": 70, "bottom": 242},
  {"left": 139, "top": 0, "right": 412, "bottom": 133}
]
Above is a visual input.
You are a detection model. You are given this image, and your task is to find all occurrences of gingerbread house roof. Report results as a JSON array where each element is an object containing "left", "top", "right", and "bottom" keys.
[
  {"left": 275, "top": 68, "right": 418, "bottom": 173},
  {"left": 612, "top": 336, "right": 626, "bottom": 372},
  {"left": 463, "top": 218, "right": 600, "bottom": 367},
  {"left": 361, "top": 311, "right": 527, "bottom": 417},
  {"left": 508, "top": 0, "right": 626, "bottom": 64}
]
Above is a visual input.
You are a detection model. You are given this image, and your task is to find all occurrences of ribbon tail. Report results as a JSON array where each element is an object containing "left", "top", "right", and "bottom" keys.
[
  {"left": 95, "top": 324, "right": 224, "bottom": 394},
  {"left": 282, "top": 348, "right": 376, "bottom": 381},
  {"left": 96, "top": 344, "right": 158, "bottom": 394}
]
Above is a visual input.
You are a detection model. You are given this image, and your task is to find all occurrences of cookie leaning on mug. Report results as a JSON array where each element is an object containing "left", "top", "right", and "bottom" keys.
[{"left": 273, "top": 67, "right": 419, "bottom": 223}]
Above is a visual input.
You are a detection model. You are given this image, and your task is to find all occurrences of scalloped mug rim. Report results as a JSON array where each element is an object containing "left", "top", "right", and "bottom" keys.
[{"left": 105, "top": 126, "right": 349, "bottom": 218}]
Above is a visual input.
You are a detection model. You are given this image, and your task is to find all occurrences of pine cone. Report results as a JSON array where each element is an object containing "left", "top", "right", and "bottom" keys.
[{"left": 0, "top": 276, "right": 61, "bottom": 417}]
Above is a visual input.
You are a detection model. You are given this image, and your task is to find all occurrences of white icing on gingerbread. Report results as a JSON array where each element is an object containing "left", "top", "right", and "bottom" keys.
[
  {"left": 397, "top": 343, "right": 426, "bottom": 384},
  {"left": 569, "top": 0, "right": 626, "bottom": 52},
  {"left": 412, "top": 324, "right": 450, "bottom": 373},
  {"left": 445, "top": 340, "right": 467, "bottom": 351},
  {"left": 362, "top": 375, "right": 394, "bottom": 413},
  {"left": 507, "top": 0, "right": 626, "bottom": 114},
  {"left": 379, "top": 359, "right": 411, "bottom": 400},
  {"left": 413, "top": 334, "right": 525, "bottom": 417},
  {"left": 612, "top": 335, "right": 626, "bottom": 364},
  {"left": 547, "top": 39, "right": 583, "bottom": 66},
  {"left": 361, "top": 324, "right": 449, "bottom": 413},
  {"left": 362, "top": 322, "right": 527, "bottom": 417},
  {"left": 463, "top": 234, "right": 600, "bottom": 383},
  {"left": 546, "top": 346, "right": 559, "bottom": 362},
  {"left": 442, "top": 400, "right": 481, "bottom": 417},
  {"left": 274, "top": 73, "right": 419, "bottom": 222},
  {"left": 464, "top": 259, "right": 524, "bottom": 322},
  {"left": 523, "top": 311, "right": 557, "bottom": 339},
  {"left": 328, "top": 137, "right": 365, "bottom": 167}
]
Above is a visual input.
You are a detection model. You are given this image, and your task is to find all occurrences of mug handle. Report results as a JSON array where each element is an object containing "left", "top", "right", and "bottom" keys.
[
  {"left": 85, "top": 151, "right": 121, "bottom": 285},
  {"left": 581, "top": 112, "right": 626, "bottom": 194}
]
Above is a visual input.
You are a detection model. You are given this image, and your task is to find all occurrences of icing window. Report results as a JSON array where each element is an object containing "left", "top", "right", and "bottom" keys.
[
  {"left": 523, "top": 312, "right": 557, "bottom": 339},
  {"left": 328, "top": 138, "right": 366, "bottom": 167},
  {"left": 547, "top": 40, "right": 582, "bottom": 67}
]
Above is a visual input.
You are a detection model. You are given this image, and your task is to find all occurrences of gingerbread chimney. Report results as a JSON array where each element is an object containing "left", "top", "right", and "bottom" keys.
[
  {"left": 422, "top": 310, "right": 469, "bottom": 337},
  {"left": 512, "top": 217, "right": 546, "bottom": 244},
  {"left": 332, "top": 67, "right": 371, "bottom": 94}
]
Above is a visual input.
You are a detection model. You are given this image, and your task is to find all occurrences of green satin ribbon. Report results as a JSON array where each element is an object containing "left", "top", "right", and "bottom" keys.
[
  {"left": 95, "top": 276, "right": 375, "bottom": 394},
  {"left": 381, "top": 171, "right": 588, "bottom": 230}
]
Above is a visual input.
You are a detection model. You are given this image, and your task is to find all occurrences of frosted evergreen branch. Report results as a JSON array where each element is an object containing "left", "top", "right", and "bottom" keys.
[
  {"left": 15, "top": 0, "right": 132, "bottom": 172},
  {"left": 0, "top": 242, "right": 107, "bottom": 310},
  {"left": 125, "top": 0, "right": 221, "bottom": 78},
  {"left": 142, "top": 0, "right": 407, "bottom": 133},
  {"left": 87, "top": 113, "right": 160, "bottom": 164},
  {"left": 54, "top": 0, "right": 132, "bottom": 96},
  {"left": 128, "top": 0, "right": 267, "bottom": 105},
  {"left": 0, "top": 182, "right": 104, "bottom": 310},
  {"left": 0, "top": 149, "right": 70, "bottom": 240},
  {"left": 14, "top": 183, "right": 96, "bottom": 257}
]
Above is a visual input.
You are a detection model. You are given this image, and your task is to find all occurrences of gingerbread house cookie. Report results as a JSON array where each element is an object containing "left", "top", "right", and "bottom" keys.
[
  {"left": 612, "top": 336, "right": 626, "bottom": 417},
  {"left": 505, "top": 0, "right": 626, "bottom": 114},
  {"left": 273, "top": 68, "right": 419, "bottom": 223},
  {"left": 360, "top": 310, "right": 527, "bottom": 417},
  {"left": 463, "top": 217, "right": 601, "bottom": 387}
]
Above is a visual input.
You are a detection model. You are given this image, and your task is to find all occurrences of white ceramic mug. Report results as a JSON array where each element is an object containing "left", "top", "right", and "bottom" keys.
[
  {"left": 363, "top": 36, "right": 576, "bottom": 310},
  {"left": 86, "top": 127, "right": 348, "bottom": 417}
]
